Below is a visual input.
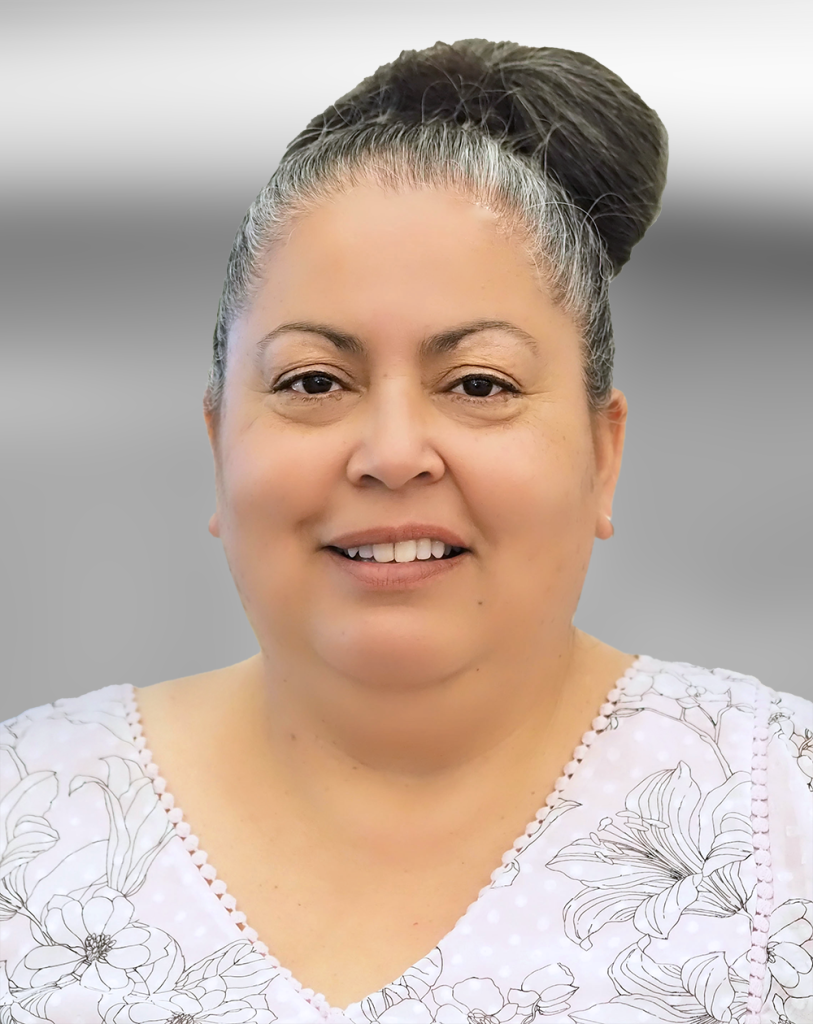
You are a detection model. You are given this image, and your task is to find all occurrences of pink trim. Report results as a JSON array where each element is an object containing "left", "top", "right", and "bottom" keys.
[
  {"left": 123, "top": 691, "right": 324, "bottom": 1015},
  {"left": 745, "top": 681, "right": 773, "bottom": 1024},
  {"left": 487, "top": 655, "right": 647, "bottom": 884},
  {"left": 125, "top": 654, "right": 648, "bottom": 1021}
]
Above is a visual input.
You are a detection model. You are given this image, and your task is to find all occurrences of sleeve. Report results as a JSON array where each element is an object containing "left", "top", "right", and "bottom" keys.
[
  {"left": 766, "top": 687, "right": 813, "bottom": 903},
  {"left": 755, "top": 686, "right": 813, "bottom": 1022}
]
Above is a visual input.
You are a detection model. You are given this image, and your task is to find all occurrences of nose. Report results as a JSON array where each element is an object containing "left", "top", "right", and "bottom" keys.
[{"left": 345, "top": 375, "right": 446, "bottom": 490}]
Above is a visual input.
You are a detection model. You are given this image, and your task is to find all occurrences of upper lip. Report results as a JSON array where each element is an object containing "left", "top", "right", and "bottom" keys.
[{"left": 325, "top": 524, "right": 471, "bottom": 551}]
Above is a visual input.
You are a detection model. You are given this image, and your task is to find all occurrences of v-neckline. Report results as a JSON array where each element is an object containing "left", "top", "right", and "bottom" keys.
[{"left": 126, "top": 654, "right": 649, "bottom": 1020}]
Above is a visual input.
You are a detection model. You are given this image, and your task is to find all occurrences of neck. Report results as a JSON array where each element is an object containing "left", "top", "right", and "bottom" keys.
[
  {"left": 237, "top": 627, "right": 619, "bottom": 784},
  {"left": 174, "top": 632, "right": 637, "bottom": 859}
]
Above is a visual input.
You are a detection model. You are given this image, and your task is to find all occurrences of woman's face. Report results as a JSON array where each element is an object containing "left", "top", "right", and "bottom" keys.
[{"left": 206, "top": 182, "right": 626, "bottom": 691}]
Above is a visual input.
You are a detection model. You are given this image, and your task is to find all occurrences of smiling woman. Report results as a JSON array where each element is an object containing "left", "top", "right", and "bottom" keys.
[{"left": 2, "top": 39, "right": 811, "bottom": 1024}]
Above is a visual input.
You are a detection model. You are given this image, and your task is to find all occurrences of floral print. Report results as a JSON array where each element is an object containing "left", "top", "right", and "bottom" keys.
[
  {"left": 546, "top": 764, "right": 753, "bottom": 947},
  {"left": 0, "top": 766, "right": 59, "bottom": 889},
  {"left": 569, "top": 939, "right": 750, "bottom": 1023},
  {"left": 732, "top": 900, "right": 813, "bottom": 1002},
  {"left": 367, "top": 958, "right": 578, "bottom": 1023},
  {"left": 764, "top": 901, "right": 813, "bottom": 992},
  {"left": 0, "top": 658, "right": 810, "bottom": 1023},
  {"left": 770, "top": 700, "right": 813, "bottom": 793},
  {"left": 24, "top": 887, "right": 151, "bottom": 990},
  {"left": 100, "top": 940, "right": 278, "bottom": 1023},
  {"left": 0, "top": 696, "right": 278, "bottom": 1023}
]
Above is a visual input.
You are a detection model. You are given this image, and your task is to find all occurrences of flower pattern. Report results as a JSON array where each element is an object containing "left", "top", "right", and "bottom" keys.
[
  {"left": 569, "top": 939, "right": 749, "bottom": 1023},
  {"left": 368, "top": 961, "right": 578, "bottom": 1023},
  {"left": 623, "top": 663, "right": 739, "bottom": 714},
  {"left": 432, "top": 976, "right": 517, "bottom": 1023},
  {"left": 24, "top": 887, "right": 150, "bottom": 990},
  {"left": 770, "top": 701, "right": 813, "bottom": 793},
  {"left": 505, "top": 963, "right": 578, "bottom": 1019},
  {"left": 771, "top": 990, "right": 813, "bottom": 1023},
  {"left": 546, "top": 763, "right": 752, "bottom": 947},
  {"left": 0, "top": 662, "right": 810, "bottom": 1023},
  {"left": 101, "top": 941, "right": 278, "bottom": 1023},
  {"left": 732, "top": 899, "right": 813, "bottom": 999}
]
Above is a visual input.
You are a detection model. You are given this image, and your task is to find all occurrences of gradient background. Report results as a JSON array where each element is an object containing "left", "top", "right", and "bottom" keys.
[{"left": 2, "top": 0, "right": 810, "bottom": 722}]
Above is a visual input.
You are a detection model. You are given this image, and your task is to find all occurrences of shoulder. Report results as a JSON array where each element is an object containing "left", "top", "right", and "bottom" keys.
[
  {"left": 619, "top": 653, "right": 812, "bottom": 810},
  {"left": 1, "top": 684, "right": 137, "bottom": 764},
  {"left": 0, "top": 686, "right": 142, "bottom": 867},
  {"left": 623, "top": 654, "right": 811, "bottom": 729},
  {"left": 620, "top": 655, "right": 813, "bottom": 882},
  {"left": 0, "top": 687, "right": 175, "bottom": 1015},
  {"left": 0, "top": 685, "right": 142, "bottom": 868},
  {"left": 623, "top": 653, "right": 812, "bottom": 767},
  {"left": 761, "top": 681, "right": 813, "bottom": 811},
  {"left": 761, "top": 682, "right": 813, "bottom": 892},
  {"left": 0, "top": 687, "right": 275, "bottom": 1021},
  {"left": 766, "top": 683, "right": 813, "bottom": 754},
  {"left": 623, "top": 653, "right": 772, "bottom": 706}
]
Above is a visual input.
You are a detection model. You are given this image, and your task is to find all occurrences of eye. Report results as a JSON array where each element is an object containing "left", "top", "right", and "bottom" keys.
[
  {"left": 271, "top": 371, "right": 520, "bottom": 401},
  {"left": 448, "top": 374, "right": 519, "bottom": 400},
  {"left": 272, "top": 372, "right": 344, "bottom": 396}
]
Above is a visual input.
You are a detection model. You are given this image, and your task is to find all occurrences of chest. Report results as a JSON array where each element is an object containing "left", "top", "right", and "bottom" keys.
[{"left": 180, "top": 782, "right": 541, "bottom": 1008}]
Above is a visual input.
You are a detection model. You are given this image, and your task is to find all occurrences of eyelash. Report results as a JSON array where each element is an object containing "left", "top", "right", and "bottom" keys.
[{"left": 271, "top": 371, "right": 521, "bottom": 402}]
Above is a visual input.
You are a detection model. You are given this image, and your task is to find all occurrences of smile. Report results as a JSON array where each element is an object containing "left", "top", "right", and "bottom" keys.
[
  {"left": 324, "top": 544, "right": 470, "bottom": 588},
  {"left": 329, "top": 539, "right": 467, "bottom": 563}
]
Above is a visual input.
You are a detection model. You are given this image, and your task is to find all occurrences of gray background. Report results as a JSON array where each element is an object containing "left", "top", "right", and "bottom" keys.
[{"left": 2, "top": 1, "right": 811, "bottom": 722}]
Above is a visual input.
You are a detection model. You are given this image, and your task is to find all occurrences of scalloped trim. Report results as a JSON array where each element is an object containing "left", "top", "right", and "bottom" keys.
[
  {"left": 483, "top": 653, "right": 649, "bottom": 887},
  {"left": 125, "top": 653, "right": 649, "bottom": 1021},
  {"left": 123, "top": 690, "right": 314, "bottom": 1008},
  {"left": 745, "top": 681, "right": 773, "bottom": 1024}
]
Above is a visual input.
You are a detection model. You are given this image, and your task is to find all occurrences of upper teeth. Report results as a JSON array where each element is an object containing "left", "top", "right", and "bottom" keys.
[{"left": 343, "top": 539, "right": 457, "bottom": 562}]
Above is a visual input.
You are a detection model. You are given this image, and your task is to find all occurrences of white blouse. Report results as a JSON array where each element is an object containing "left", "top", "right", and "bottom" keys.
[{"left": 1, "top": 655, "right": 811, "bottom": 1024}]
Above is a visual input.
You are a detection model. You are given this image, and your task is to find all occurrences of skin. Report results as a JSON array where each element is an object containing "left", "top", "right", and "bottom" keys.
[{"left": 136, "top": 178, "right": 635, "bottom": 1005}]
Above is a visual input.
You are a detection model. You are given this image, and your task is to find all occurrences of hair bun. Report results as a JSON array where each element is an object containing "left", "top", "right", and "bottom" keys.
[{"left": 292, "top": 39, "right": 668, "bottom": 274}]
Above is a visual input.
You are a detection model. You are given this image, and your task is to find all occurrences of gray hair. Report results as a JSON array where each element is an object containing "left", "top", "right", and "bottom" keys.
[{"left": 205, "top": 40, "right": 667, "bottom": 421}]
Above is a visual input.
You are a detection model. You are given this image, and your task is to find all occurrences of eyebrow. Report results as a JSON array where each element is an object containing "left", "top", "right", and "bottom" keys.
[{"left": 254, "top": 319, "right": 540, "bottom": 360}]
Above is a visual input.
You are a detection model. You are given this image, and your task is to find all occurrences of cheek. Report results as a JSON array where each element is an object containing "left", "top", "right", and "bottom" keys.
[
  {"left": 215, "top": 423, "right": 344, "bottom": 643},
  {"left": 447, "top": 425, "right": 597, "bottom": 637},
  {"left": 467, "top": 422, "right": 596, "bottom": 547},
  {"left": 218, "top": 424, "right": 336, "bottom": 565}
]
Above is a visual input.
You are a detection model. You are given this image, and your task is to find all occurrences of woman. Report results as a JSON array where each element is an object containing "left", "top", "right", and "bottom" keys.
[{"left": 1, "top": 38, "right": 811, "bottom": 1024}]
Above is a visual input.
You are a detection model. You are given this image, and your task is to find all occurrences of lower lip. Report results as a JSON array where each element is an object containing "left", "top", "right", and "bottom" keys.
[{"left": 324, "top": 548, "right": 470, "bottom": 588}]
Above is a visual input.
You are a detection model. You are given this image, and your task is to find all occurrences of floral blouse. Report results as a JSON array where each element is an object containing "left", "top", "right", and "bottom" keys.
[{"left": 1, "top": 655, "right": 812, "bottom": 1024}]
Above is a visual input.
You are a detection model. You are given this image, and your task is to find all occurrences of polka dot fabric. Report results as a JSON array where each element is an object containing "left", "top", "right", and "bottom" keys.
[{"left": 1, "top": 656, "right": 811, "bottom": 1023}]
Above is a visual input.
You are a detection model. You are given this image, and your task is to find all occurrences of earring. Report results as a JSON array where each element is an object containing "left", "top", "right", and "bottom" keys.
[{"left": 606, "top": 514, "right": 614, "bottom": 538}]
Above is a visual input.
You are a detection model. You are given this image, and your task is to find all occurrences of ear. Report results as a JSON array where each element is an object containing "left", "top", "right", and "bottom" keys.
[
  {"left": 592, "top": 389, "right": 627, "bottom": 540},
  {"left": 203, "top": 397, "right": 221, "bottom": 539}
]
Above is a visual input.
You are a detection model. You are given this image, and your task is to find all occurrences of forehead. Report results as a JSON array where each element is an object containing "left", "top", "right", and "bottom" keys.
[
  {"left": 247, "top": 183, "right": 565, "bottom": 336},
  {"left": 258, "top": 182, "right": 552, "bottom": 311}
]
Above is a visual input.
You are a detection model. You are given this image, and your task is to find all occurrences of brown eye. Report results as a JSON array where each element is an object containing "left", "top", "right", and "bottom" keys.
[
  {"left": 450, "top": 375, "right": 519, "bottom": 399},
  {"left": 274, "top": 372, "right": 343, "bottom": 395}
]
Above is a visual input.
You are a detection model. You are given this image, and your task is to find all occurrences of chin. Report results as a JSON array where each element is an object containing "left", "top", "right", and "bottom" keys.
[{"left": 312, "top": 613, "right": 480, "bottom": 691}]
